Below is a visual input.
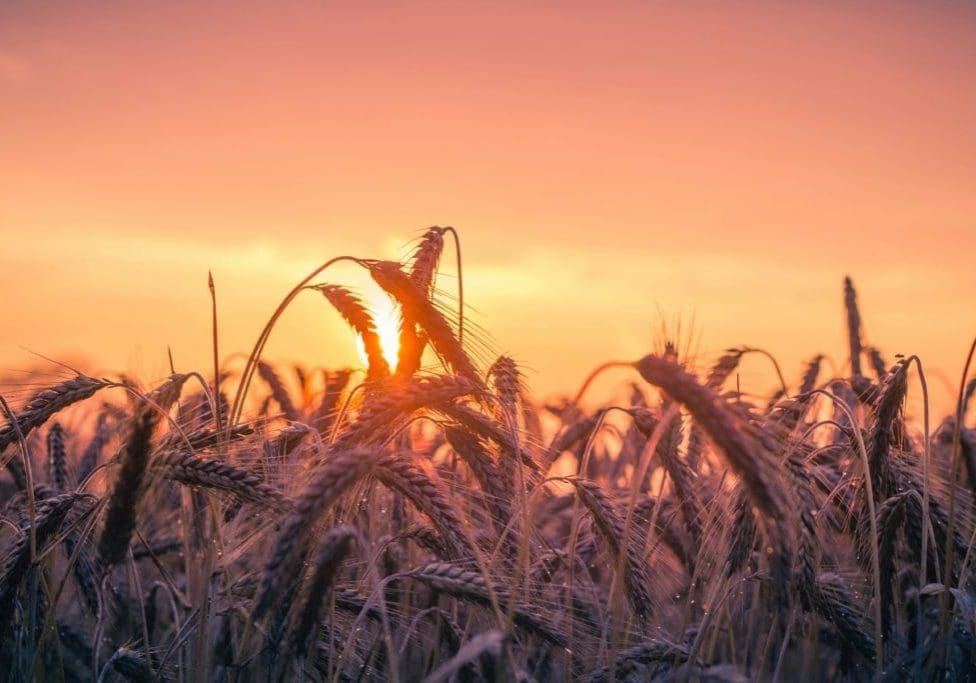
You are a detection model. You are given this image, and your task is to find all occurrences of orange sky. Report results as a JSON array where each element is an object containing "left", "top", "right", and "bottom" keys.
[{"left": 1, "top": 1, "right": 974, "bottom": 415}]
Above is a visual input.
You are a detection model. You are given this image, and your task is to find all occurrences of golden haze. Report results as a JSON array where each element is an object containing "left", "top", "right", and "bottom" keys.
[{"left": 1, "top": 1, "right": 974, "bottom": 414}]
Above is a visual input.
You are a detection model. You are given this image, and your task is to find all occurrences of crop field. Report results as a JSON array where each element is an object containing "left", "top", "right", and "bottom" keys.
[{"left": 0, "top": 228, "right": 974, "bottom": 682}]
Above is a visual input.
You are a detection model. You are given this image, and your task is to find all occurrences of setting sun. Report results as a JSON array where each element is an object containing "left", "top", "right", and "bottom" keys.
[{"left": 355, "top": 291, "right": 402, "bottom": 373}]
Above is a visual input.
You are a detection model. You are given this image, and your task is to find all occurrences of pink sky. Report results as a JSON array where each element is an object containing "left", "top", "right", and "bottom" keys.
[{"left": 1, "top": 1, "right": 974, "bottom": 414}]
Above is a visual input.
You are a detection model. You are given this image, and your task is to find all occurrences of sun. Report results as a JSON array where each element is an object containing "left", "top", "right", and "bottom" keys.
[{"left": 355, "top": 292, "right": 401, "bottom": 372}]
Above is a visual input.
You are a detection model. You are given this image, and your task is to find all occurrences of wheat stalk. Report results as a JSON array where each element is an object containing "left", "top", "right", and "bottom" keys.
[
  {"left": 47, "top": 422, "right": 69, "bottom": 492},
  {"left": 96, "top": 409, "right": 158, "bottom": 572},
  {"left": 406, "top": 562, "right": 567, "bottom": 647},
  {"left": 152, "top": 449, "right": 289, "bottom": 510},
  {"left": 254, "top": 448, "right": 380, "bottom": 620}
]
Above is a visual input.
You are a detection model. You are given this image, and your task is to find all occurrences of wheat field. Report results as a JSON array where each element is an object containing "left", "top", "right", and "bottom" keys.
[{"left": 1, "top": 227, "right": 974, "bottom": 682}]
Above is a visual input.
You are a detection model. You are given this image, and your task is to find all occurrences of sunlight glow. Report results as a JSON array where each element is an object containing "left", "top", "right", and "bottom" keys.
[{"left": 355, "top": 292, "right": 402, "bottom": 372}]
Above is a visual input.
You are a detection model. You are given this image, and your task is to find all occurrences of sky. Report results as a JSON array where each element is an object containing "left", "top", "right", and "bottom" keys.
[{"left": 1, "top": 1, "right": 974, "bottom": 415}]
